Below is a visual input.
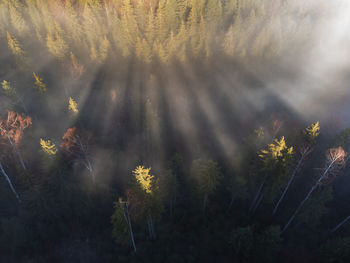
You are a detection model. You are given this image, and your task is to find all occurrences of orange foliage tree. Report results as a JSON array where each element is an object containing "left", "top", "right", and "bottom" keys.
[
  {"left": 0, "top": 110, "right": 32, "bottom": 170},
  {"left": 61, "top": 127, "right": 95, "bottom": 182}
]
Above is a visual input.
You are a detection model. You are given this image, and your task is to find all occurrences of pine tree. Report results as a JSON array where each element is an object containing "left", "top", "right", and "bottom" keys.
[
  {"left": 190, "top": 159, "right": 222, "bottom": 214},
  {"left": 33, "top": 72, "right": 47, "bottom": 94},
  {"left": 6, "top": 31, "right": 25, "bottom": 65}
]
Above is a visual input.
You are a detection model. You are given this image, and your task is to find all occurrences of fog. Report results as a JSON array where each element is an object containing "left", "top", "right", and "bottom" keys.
[{"left": 1, "top": 0, "right": 350, "bottom": 178}]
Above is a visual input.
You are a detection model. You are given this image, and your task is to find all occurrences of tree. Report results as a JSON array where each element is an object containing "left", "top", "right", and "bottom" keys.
[
  {"left": 0, "top": 110, "right": 32, "bottom": 170},
  {"left": 160, "top": 169, "right": 178, "bottom": 216},
  {"left": 272, "top": 122, "right": 320, "bottom": 215},
  {"left": 318, "top": 237, "right": 350, "bottom": 263},
  {"left": 111, "top": 198, "right": 137, "bottom": 252},
  {"left": 229, "top": 226, "right": 254, "bottom": 259},
  {"left": 40, "top": 139, "right": 58, "bottom": 156},
  {"left": 332, "top": 215, "right": 350, "bottom": 233},
  {"left": 6, "top": 31, "right": 24, "bottom": 58},
  {"left": 2, "top": 80, "right": 16, "bottom": 97},
  {"left": 46, "top": 30, "right": 69, "bottom": 60},
  {"left": 250, "top": 136, "right": 293, "bottom": 213},
  {"left": 33, "top": 72, "right": 46, "bottom": 94},
  {"left": 1, "top": 80, "right": 27, "bottom": 112},
  {"left": 0, "top": 161, "right": 21, "bottom": 202},
  {"left": 282, "top": 147, "right": 347, "bottom": 233},
  {"left": 229, "top": 225, "right": 282, "bottom": 262},
  {"left": 61, "top": 127, "right": 95, "bottom": 182},
  {"left": 68, "top": 97, "right": 79, "bottom": 114},
  {"left": 190, "top": 159, "right": 221, "bottom": 214},
  {"left": 127, "top": 165, "right": 162, "bottom": 240},
  {"left": 222, "top": 25, "right": 235, "bottom": 56},
  {"left": 227, "top": 175, "right": 247, "bottom": 212}
]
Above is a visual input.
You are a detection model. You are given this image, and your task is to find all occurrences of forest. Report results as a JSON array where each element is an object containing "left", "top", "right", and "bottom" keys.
[{"left": 1, "top": 0, "right": 350, "bottom": 262}]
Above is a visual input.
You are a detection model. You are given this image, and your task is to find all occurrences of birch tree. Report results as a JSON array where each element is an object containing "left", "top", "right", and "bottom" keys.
[
  {"left": 127, "top": 166, "right": 162, "bottom": 240},
  {"left": 272, "top": 122, "right": 320, "bottom": 215},
  {"left": 0, "top": 110, "right": 32, "bottom": 170},
  {"left": 331, "top": 215, "right": 350, "bottom": 233},
  {"left": 0, "top": 161, "right": 21, "bottom": 202},
  {"left": 250, "top": 136, "right": 293, "bottom": 213},
  {"left": 282, "top": 147, "right": 347, "bottom": 233},
  {"left": 61, "top": 127, "right": 95, "bottom": 182},
  {"left": 111, "top": 198, "right": 137, "bottom": 252}
]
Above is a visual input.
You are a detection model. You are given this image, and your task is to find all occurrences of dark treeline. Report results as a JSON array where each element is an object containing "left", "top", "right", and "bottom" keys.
[{"left": 1, "top": 0, "right": 350, "bottom": 262}]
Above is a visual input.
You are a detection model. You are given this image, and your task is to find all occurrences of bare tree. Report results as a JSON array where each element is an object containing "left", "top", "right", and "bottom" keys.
[
  {"left": 273, "top": 146, "right": 313, "bottom": 215},
  {"left": 282, "top": 147, "right": 347, "bottom": 233}
]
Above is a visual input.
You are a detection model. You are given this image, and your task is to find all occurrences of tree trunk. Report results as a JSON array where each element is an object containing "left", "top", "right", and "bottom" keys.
[
  {"left": 150, "top": 215, "right": 156, "bottom": 239},
  {"left": 147, "top": 215, "right": 156, "bottom": 240},
  {"left": 8, "top": 136, "right": 26, "bottom": 170},
  {"left": 0, "top": 162, "right": 21, "bottom": 202},
  {"left": 282, "top": 184, "right": 317, "bottom": 233},
  {"left": 273, "top": 154, "right": 305, "bottom": 215},
  {"left": 331, "top": 215, "right": 350, "bottom": 233},
  {"left": 84, "top": 158, "right": 95, "bottom": 183},
  {"left": 147, "top": 216, "right": 152, "bottom": 239},
  {"left": 250, "top": 174, "right": 268, "bottom": 212},
  {"left": 282, "top": 157, "right": 339, "bottom": 233},
  {"left": 252, "top": 193, "right": 264, "bottom": 213},
  {"left": 125, "top": 203, "right": 137, "bottom": 252}
]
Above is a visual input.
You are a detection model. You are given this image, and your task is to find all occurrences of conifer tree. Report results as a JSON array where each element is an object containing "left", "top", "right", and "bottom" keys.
[
  {"left": 6, "top": 31, "right": 25, "bottom": 65},
  {"left": 190, "top": 159, "right": 221, "bottom": 214},
  {"left": 33, "top": 73, "right": 47, "bottom": 94}
]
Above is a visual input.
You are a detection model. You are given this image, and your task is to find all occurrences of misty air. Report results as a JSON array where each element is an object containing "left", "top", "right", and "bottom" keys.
[{"left": 1, "top": 0, "right": 350, "bottom": 262}]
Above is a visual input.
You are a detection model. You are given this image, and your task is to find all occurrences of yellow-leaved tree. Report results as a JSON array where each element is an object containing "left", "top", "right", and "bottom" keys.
[
  {"left": 250, "top": 136, "right": 293, "bottom": 213},
  {"left": 40, "top": 139, "right": 57, "bottom": 155},
  {"left": 2, "top": 80, "right": 16, "bottom": 97},
  {"left": 127, "top": 165, "right": 163, "bottom": 240},
  {"left": 33, "top": 72, "right": 46, "bottom": 94},
  {"left": 68, "top": 97, "right": 79, "bottom": 114},
  {"left": 273, "top": 122, "right": 320, "bottom": 215},
  {"left": 133, "top": 166, "right": 154, "bottom": 194}
]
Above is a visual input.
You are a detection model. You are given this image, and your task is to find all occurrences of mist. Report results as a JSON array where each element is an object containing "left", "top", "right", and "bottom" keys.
[{"left": 1, "top": 0, "right": 350, "bottom": 262}]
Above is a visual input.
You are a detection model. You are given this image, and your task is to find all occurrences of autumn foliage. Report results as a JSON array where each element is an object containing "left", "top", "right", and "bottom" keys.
[{"left": 0, "top": 110, "right": 32, "bottom": 145}]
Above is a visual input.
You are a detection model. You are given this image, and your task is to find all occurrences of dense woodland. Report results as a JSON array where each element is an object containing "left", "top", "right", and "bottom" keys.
[{"left": 1, "top": 0, "right": 350, "bottom": 262}]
